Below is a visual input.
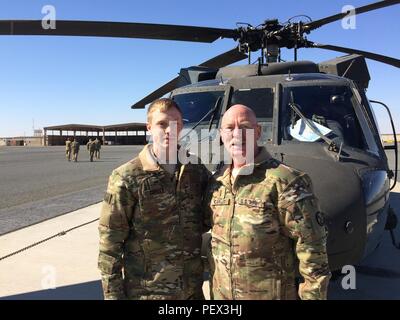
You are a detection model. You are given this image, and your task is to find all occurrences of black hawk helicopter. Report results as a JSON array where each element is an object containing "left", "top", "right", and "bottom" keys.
[{"left": 1, "top": 0, "right": 399, "bottom": 271}]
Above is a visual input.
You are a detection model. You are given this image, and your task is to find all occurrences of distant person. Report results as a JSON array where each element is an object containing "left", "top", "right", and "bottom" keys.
[
  {"left": 94, "top": 138, "right": 101, "bottom": 159},
  {"left": 86, "top": 138, "right": 96, "bottom": 162},
  {"left": 71, "top": 138, "right": 80, "bottom": 162},
  {"left": 65, "top": 138, "right": 72, "bottom": 161}
]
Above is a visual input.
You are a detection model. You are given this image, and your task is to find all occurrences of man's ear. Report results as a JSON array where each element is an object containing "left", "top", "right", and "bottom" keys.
[{"left": 146, "top": 123, "right": 151, "bottom": 132}]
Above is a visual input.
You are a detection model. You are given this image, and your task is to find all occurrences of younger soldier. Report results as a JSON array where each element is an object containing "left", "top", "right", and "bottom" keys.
[
  {"left": 65, "top": 138, "right": 72, "bottom": 161},
  {"left": 98, "top": 98, "right": 209, "bottom": 300},
  {"left": 86, "top": 138, "right": 96, "bottom": 162},
  {"left": 204, "top": 104, "right": 331, "bottom": 300},
  {"left": 71, "top": 138, "right": 80, "bottom": 162}
]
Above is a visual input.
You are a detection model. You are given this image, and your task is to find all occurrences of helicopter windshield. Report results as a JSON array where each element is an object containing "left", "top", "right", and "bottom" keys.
[
  {"left": 229, "top": 87, "right": 275, "bottom": 143},
  {"left": 282, "top": 85, "right": 366, "bottom": 150},
  {"left": 173, "top": 87, "right": 275, "bottom": 143},
  {"left": 172, "top": 90, "right": 225, "bottom": 129}
]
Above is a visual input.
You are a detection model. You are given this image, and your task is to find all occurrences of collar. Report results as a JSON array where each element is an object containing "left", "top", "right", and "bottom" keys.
[
  {"left": 139, "top": 144, "right": 181, "bottom": 173},
  {"left": 216, "top": 146, "right": 273, "bottom": 188},
  {"left": 139, "top": 144, "right": 161, "bottom": 171}
]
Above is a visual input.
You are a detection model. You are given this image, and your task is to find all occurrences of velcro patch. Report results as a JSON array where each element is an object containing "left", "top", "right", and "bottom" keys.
[
  {"left": 212, "top": 198, "right": 230, "bottom": 206},
  {"left": 144, "top": 184, "right": 164, "bottom": 195},
  {"left": 237, "top": 198, "right": 267, "bottom": 209}
]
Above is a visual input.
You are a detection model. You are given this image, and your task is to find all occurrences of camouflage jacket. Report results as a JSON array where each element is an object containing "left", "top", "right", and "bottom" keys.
[
  {"left": 204, "top": 147, "right": 331, "bottom": 300},
  {"left": 94, "top": 140, "right": 101, "bottom": 151},
  {"left": 98, "top": 144, "right": 209, "bottom": 300},
  {"left": 87, "top": 141, "right": 96, "bottom": 152},
  {"left": 71, "top": 141, "right": 80, "bottom": 152},
  {"left": 65, "top": 140, "right": 71, "bottom": 151}
]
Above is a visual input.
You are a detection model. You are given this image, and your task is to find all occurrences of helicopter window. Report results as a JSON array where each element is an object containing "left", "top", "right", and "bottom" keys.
[
  {"left": 229, "top": 88, "right": 274, "bottom": 143},
  {"left": 282, "top": 85, "right": 365, "bottom": 150},
  {"left": 172, "top": 91, "right": 225, "bottom": 126}
]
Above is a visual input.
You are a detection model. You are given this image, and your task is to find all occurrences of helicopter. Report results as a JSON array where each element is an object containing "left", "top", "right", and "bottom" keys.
[{"left": 0, "top": 0, "right": 399, "bottom": 272}]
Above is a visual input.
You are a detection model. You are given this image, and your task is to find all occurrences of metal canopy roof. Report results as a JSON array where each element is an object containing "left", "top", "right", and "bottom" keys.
[{"left": 44, "top": 122, "right": 146, "bottom": 132}]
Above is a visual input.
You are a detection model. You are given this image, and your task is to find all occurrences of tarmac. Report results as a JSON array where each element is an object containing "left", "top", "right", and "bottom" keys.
[
  {"left": 0, "top": 146, "right": 142, "bottom": 235},
  {"left": 0, "top": 184, "right": 399, "bottom": 300}
]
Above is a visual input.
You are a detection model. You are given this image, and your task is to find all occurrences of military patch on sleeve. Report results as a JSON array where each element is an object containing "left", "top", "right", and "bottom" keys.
[{"left": 316, "top": 211, "right": 325, "bottom": 226}]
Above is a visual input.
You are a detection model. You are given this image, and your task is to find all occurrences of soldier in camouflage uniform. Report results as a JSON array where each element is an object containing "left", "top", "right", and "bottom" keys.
[
  {"left": 94, "top": 138, "right": 101, "bottom": 159},
  {"left": 204, "top": 104, "right": 331, "bottom": 300},
  {"left": 98, "top": 98, "right": 209, "bottom": 300},
  {"left": 65, "top": 138, "right": 72, "bottom": 161},
  {"left": 71, "top": 138, "right": 80, "bottom": 162},
  {"left": 87, "top": 138, "right": 96, "bottom": 162}
]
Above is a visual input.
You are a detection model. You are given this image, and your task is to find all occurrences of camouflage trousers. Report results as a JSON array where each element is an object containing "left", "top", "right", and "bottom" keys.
[
  {"left": 129, "top": 290, "right": 205, "bottom": 300},
  {"left": 72, "top": 151, "right": 79, "bottom": 162},
  {"left": 66, "top": 150, "right": 71, "bottom": 161}
]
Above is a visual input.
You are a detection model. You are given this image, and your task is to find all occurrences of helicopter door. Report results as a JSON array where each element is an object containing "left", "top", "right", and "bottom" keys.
[{"left": 369, "top": 100, "right": 398, "bottom": 190}]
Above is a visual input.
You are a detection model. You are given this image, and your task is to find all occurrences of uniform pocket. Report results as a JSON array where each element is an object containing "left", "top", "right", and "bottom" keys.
[{"left": 246, "top": 278, "right": 281, "bottom": 300}]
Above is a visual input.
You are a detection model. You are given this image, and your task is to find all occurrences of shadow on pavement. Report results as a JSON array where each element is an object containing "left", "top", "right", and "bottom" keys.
[{"left": 0, "top": 280, "right": 104, "bottom": 300}]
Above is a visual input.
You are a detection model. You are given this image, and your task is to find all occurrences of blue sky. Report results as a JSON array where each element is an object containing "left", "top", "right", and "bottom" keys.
[{"left": 0, "top": 0, "right": 399, "bottom": 136}]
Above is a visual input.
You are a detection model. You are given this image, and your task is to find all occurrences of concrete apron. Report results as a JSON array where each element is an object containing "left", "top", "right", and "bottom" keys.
[{"left": 1, "top": 184, "right": 399, "bottom": 300}]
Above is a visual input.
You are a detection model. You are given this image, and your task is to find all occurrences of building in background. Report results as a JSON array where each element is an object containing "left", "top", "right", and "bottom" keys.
[
  {"left": 43, "top": 123, "right": 147, "bottom": 146},
  {"left": 0, "top": 135, "right": 43, "bottom": 146},
  {"left": 1, "top": 126, "right": 396, "bottom": 147}
]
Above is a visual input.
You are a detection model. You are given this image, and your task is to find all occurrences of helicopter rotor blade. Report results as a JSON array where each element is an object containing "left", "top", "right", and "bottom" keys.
[
  {"left": 131, "top": 77, "right": 180, "bottom": 110},
  {"left": 307, "top": 41, "right": 400, "bottom": 68},
  {"left": 0, "top": 20, "right": 238, "bottom": 43},
  {"left": 198, "top": 47, "right": 248, "bottom": 69},
  {"left": 304, "top": 0, "right": 400, "bottom": 32},
  {"left": 131, "top": 47, "right": 247, "bottom": 109}
]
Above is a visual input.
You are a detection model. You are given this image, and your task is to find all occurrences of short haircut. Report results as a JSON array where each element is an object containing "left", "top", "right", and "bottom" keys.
[{"left": 147, "top": 98, "right": 183, "bottom": 123}]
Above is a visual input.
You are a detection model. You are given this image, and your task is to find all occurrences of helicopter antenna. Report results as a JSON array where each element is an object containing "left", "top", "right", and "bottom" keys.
[{"left": 284, "top": 15, "right": 312, "bottom": 24}]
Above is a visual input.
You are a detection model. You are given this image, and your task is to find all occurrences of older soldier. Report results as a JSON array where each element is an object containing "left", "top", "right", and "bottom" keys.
[
  {"left": 65, "top": 138, "right": 72, "bottom": 161},
  {"left": 204, "top": 104, "right": 331, "bottom": 300},
  {"left": 71, "top": 138, "right": 80, "bottom": 162},
  {"left": 98, "top": 98, "right": 209, "bottom": 300}
]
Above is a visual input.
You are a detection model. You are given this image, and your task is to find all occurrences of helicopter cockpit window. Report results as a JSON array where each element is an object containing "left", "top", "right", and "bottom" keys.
[
  {"left": 229, "top": 88, "right": 274, "bottom": 144},
  {"left": 282, "top": 85, "right": 366, "bottom": 150},
  {"left": 172, "top": 90, "right": 225, "bottom": 134},
  {"left": 172, "top": 91, "right": 225, "bottom": 161}
]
